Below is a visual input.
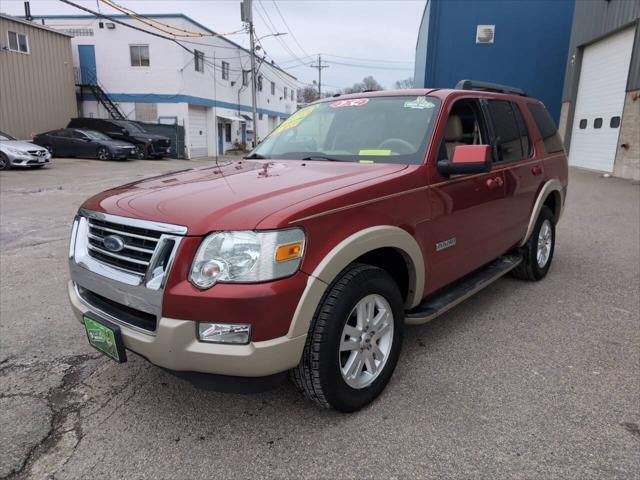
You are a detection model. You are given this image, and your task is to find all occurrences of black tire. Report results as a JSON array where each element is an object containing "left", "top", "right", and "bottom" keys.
[
  {"left": 136, "top": 145, "right": 148, "bottom": 159},
  {"left": 44, "top": 145, "right": 54, "bottom": 156},
  {"left": 0, "top": 152, "right": 10, "bottom": 170},
  {"left": 97, "top": 147, "right": 112, "bottom": 161},
  {"left": 291, "top": 264, "right": 404, "bottom": 412},
  {"left": 511, "top": 206, "right": 555, "bottom": 281}
]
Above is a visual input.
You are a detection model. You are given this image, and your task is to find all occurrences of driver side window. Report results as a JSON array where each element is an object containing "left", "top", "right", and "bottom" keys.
[{"left": 439, "top": 99, "right": 488, "bottom": 160}]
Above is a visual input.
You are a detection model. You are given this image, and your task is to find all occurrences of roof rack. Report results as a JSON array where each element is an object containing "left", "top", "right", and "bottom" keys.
[{"left": 455, "top": 79, "right": 527, "bottom": 97}]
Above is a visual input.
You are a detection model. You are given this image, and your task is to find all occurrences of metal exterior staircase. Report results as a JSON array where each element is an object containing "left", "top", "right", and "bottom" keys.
[{"left": 75, "top": 67, "right": 125, "bottom": 120}]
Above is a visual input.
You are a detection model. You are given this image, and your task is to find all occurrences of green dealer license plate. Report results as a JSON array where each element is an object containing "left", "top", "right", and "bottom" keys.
[{"left": 83, "top": 314, "right": 127, "bottom": 363}]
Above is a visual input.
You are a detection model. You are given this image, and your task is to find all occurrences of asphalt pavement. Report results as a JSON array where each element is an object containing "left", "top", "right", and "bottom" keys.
[{"left": 1, "top": 158, "right": 638, "bottom": 479}]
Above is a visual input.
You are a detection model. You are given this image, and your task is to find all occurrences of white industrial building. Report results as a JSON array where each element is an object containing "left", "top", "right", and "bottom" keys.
[{"left": 33, "top": 13, "right": 298, "bottom": 158}]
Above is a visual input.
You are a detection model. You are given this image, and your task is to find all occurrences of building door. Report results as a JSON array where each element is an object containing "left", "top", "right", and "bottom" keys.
[
  {"left": 217, "top": 123, "right": 224, "bottom": 155},
  {"left": 568, "top": 27, "right": 635, "bottom": 173},
  {"left": 241, "top": 123, "right": 247, "bottom": 145},
  {"left": 78, "top": 45, "right": 97, "bottom": 85},
  {"left": 188, "top": 105, "right": 209, "bottom": 157}
]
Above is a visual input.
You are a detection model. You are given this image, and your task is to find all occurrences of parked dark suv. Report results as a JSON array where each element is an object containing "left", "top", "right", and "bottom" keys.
[{"left": 67, "top": 118, "right": 171, "bottom": 159}]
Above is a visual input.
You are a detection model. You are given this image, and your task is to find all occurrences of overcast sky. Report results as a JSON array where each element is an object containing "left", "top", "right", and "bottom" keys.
[{"left": 2, "top": 0, "right": 423, "bottom": 90}]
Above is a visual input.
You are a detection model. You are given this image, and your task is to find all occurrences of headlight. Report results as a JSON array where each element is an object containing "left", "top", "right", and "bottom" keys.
[
  {"left": 189, "top": 229, "right": 305, "bottom": 289},
  {"left": 6, "top": 147, "right": 26, "bottom": 155}
]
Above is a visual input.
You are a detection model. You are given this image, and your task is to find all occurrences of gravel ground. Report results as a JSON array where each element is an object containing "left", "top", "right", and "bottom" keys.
[{"left": 1, "top": 158, "right": 638, "bottom": 479}]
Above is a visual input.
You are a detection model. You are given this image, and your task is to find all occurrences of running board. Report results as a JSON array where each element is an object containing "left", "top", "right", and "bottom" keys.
[{"left": 404, "top": 254, "right": 522, "bottom": 325}]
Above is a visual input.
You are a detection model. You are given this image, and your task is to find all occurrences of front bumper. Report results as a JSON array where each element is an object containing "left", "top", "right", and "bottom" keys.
[
  {"left": 7, "top": 152, "right": 52, "bottom": 166},
  {"left": 68, "top": 280, "right": 307, "bottom": 376}
]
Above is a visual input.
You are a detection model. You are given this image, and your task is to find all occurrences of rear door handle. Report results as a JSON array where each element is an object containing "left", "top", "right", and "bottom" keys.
[
  {"left": 486, "top": 176, "right": 503, "bottom": 190},
  {"left": 532, "top": 165, "right": 543, "bottom": 175}
]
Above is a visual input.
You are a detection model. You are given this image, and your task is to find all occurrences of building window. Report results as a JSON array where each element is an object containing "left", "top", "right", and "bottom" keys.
[
  {"left": 284, "top": 86, "right": 288, "bottom": 99},
  {"left": 291, "top": 89, "right": 294, "bottom": 101},
  {"left": 242, "top": 70, "right": 249, "bottom": 86},
  {"left": 579, "top": 119, "right": 587, "bottom": 129},
  {"left": 594, "top": 118, "right": 603, "bottom": 129},
  {"left": 130, "top": 45, "right": 150, "bottom": 66},
  {"left": 225, "top": 123, "right": 231, "bottom": 142},
  {"left": 259, "top": 113, "right": 263, "bottom": 120},
  {"left": 271, "top": 81, "right": 275, "bottom": 95},
  {"left": 7, "top": 31, "right": 29, "bottom": 53},
  {"left": 258, "top": 75, "right": 263, "bottom": 92},
  {"left": 221, "top": 61, "right": 229, "bottom": 80},
  {"left": 194, "top": 50, "right": 204, "bottom": 72},
  {"left": 610, "top": 116, "right": 620, "bottom": 128}
]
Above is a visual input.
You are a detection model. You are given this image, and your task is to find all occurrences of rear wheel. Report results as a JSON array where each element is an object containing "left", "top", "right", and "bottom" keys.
[
  {"left": 291, "top": 264, "right": 404, "bottom": 412},
  {"left": 511, "top": 206, "right": 555, "bottom": 281},
  {"left": 97, "top": 147, "right": 112, "bottom": 161},
  {"left": 0, "top": 153, "right": 10, "bottom": 170}
]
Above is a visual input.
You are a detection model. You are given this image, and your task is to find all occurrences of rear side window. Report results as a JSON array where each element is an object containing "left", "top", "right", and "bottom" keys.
[
  {"left": 527, "top": 103, "right": 564, "bottom": 154},
  {"left": 486, "top": 100, "right": 530, "bottom": 162}
]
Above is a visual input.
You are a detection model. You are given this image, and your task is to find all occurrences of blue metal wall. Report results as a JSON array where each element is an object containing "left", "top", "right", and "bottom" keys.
[{"left": 414, "top": 0, "right": 575, "bottom": 123}]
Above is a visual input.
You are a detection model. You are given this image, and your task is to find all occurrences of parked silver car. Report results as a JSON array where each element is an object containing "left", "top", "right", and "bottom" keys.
[{"left": 0, "top": 131, "right": 52, "bottom": 170}]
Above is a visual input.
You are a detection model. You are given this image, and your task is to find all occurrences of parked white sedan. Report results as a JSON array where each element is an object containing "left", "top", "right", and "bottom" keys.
[{"left": 0, "top": 131, "right": 52, "bottom": 170}]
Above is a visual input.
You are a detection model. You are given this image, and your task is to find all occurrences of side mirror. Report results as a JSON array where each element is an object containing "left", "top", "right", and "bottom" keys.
[{"left": 437, "top": 144, "right": 492, "bottom": 177}]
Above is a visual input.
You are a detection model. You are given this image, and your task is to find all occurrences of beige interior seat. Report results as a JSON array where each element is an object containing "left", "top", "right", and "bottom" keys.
[{"left": 445, "top": 115, "right": 466, "bottom": 159}]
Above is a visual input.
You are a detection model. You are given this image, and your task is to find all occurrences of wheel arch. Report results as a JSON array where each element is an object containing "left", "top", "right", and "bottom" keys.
[
  {"left": 519, "top": 179, "right": 564, "bottom": 247},
  {"left": 288, "top": 226, "right": 424, "bottom": 339}
]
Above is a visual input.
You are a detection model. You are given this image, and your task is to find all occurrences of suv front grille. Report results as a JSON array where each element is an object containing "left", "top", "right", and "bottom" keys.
[{"left": 86, "top": 217, "right": 163, "bottom": 275}]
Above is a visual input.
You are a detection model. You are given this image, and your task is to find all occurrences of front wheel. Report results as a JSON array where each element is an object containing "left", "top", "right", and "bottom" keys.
[
  {"left": 511, "top": 206, "right": 556, "bottom": 281},
  {"left": 97, "top": 147, "right": 112, "bottom": 161},
  {"left": 0, "top": 153, "right": 10, "bottom": 170},
  {"left": 136, "top": 145, "right": 148, "bottom": 159},
  {"left": 291, "top": 264, "right": 404, "bottom": 412}
]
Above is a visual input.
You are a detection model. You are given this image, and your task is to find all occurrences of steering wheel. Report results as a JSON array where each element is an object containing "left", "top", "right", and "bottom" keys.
[{"left": 377, "top": 138, "right": 414, "bottom": 154}]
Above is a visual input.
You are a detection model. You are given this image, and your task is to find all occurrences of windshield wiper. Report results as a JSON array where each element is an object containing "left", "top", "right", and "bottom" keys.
[
  {"left": 244, "top": 153, "right": 268, "bottom": 159},
  {"left": 301, "top": 155, "right": 343, "bottom": 162}
]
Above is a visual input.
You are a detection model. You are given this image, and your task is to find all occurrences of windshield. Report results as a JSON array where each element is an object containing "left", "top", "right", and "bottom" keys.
[
  {"left": 0, "top": 131, "right": 16, "bottom": 141},
  {"left": 251, "top": 96, "right": 440, "bottom": 164},
  {"left": 83, "top": 130, "right": 112, "bottom": 140},
  {"left": 113, "top": 121, "right": 145, "bottom": 133}
]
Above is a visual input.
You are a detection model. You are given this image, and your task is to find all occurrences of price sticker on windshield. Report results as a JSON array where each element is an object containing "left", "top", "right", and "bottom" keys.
[{"left": 330, "top": 98, "right": 369, "bottom": 108}]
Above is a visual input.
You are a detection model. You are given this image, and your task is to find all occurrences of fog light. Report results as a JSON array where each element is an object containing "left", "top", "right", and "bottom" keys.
[{"left": 198, "top": 322, "right": 251, "bottom": 344}]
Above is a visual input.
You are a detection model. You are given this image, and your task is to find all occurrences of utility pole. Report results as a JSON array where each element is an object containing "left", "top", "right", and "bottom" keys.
[
  {"left": 241, "top": 0, "right": 258, "bottom": 146},
  {"left": 310, "top": 54, "right": 329, "bottom": 99}
]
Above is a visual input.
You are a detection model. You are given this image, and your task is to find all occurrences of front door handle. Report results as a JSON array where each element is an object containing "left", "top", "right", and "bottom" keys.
[
  {"left": 486, "top": 176, "right": 503, "bottom": 190},
  {"left": 532, "top": 165, "right": 543, "bottom": 175}
]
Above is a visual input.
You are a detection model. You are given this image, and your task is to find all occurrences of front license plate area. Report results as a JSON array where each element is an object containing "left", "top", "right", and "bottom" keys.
[{"left": 83, "top": 314, "right": 127, "bottom": 363}]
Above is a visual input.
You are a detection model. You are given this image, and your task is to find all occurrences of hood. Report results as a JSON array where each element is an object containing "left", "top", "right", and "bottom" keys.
[
  {"left": 130, "top": 132, "right": 169, "bottom": 141},
  {"left": 1, "top": 140, "right": 45, "bottom": 151},
  {"left": 100, "top": 139, "right": 135, "bottom": 148},
  {"left": 82, "top": 159, "right": 407, "bottom": 234}
]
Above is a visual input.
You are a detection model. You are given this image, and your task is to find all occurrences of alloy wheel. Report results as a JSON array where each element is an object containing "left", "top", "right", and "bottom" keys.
[
  {"left": 537, "top": 219, "right": 553, "bottom": 268},
  {"left": 339, "top": 294, "right": 394, "bottom": 389},
  {"left": 97, "top": 147, "right": 111, "bottom": 160}
]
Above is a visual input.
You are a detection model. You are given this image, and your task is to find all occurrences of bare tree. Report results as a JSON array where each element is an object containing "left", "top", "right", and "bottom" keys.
[
  {"left": 297, "top": 86, "right": 319, "bottom": 104},
  {"left": 342, "top": 76, "right": 384, "bottom": 94},
  {"left": 394, "top": 77, "right": 414, "bottom": 89}
]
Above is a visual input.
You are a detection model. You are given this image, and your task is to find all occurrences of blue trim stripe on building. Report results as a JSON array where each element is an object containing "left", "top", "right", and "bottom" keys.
[{"left": 79, "top": 92, "right": 291, "bottom": 119}]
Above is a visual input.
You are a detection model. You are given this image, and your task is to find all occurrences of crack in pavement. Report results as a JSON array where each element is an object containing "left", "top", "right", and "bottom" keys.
[{"left": 3, "top": 353, "right": 102, "bottom": 480}]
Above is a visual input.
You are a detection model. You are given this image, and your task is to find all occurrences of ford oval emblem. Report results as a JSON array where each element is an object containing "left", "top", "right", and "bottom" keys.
[{"left": 102, "top": 235, "right": 125, "bottom": 253}]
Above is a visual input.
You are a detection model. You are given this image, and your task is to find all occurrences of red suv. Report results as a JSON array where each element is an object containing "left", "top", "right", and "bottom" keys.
[{"left": 68, "top": 80, "right": 568, "bottom": 412}]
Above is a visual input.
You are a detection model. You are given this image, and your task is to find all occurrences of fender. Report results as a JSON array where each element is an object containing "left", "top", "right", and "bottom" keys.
[
  {"left": 287, "top": 226, "right": 425, "bottom": 338},
  {"left": 519, "top": 179, "right": 564, "bottom": 247}
]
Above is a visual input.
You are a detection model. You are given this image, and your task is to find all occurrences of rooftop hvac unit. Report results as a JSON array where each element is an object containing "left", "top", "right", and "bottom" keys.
[{"left": 476, "top": 25, "right": 495, "bottom": 44}]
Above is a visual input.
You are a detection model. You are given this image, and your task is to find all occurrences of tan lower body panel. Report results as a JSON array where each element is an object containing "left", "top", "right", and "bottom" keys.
[{"left": 68, "top": 281, "right": 307, "bottom": 377}]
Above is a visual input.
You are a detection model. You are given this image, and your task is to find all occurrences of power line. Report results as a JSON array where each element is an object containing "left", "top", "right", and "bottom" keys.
[
  {"left": 254, "top": 0, "right": 309, "bottom": 67},
  {"left": 271, "top": 0, "right": 311, "bottom": 59},
  {"left": 322, "top": 53, "right": 414, "bottom": 64}
]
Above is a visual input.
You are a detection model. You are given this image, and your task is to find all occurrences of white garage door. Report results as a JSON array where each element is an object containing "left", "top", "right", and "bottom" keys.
[
  {"left": 188, "top": 105, "right": 209, "bottom": 158},
  {"left": 569, "top": 27, "right": 635, "bottom": 172}
]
